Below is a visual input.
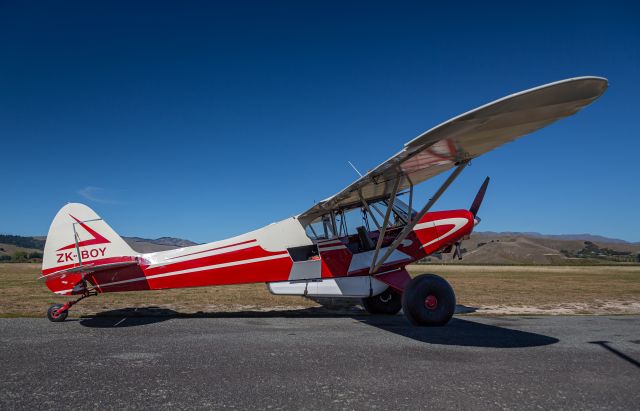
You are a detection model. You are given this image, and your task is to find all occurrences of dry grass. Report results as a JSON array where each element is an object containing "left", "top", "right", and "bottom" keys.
[
  {"left": 1, "top": 263, "right": 639, "bottom": 317},
  {"left": 0, "top": 264, "right": 318, "bottom": 318},
  {"left": 408, "top": 264, "right": 640, "bottom": 314}
]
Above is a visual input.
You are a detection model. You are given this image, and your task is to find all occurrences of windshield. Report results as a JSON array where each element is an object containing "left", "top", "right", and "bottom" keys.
[
  {"left": 388, "top": 197, "right": 417, "bottom": 222},
  {"left": 370, "top": 198, "right": 416, "bottom": 226}
]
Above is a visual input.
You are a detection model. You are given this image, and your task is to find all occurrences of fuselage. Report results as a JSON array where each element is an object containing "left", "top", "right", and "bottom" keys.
[{"left": 44, "top": 209, "right": 474, "bottom": 296}]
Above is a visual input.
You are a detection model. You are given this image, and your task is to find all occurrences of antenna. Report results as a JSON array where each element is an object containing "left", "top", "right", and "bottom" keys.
[{"left": 348, "top": 161, "right": 363, "bottom": 177}]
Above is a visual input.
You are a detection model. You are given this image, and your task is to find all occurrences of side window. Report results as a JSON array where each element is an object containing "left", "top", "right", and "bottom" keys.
[
  {"left": 322, "top": 215, "right": 335, "bottom": 238},
  {"left": 305, "top": 220, "right": 324, "bottom": 240},
  {"left": 304, "top": 215, "right": 336, "bottom": 240},
  {"left": 336, "top": 208, "right": 370, "bottom": 236}
]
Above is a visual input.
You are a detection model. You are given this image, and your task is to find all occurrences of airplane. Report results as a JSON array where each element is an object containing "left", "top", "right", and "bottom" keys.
[{"left": 40, "top": 76, "right": 608, "bottom": 325}]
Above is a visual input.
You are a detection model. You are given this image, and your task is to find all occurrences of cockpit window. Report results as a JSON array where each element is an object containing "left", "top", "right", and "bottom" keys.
[
  {"left": 387, "top": 198, "right": 416, "bottom": 223},
  {"left": 370, "top": 198, "right": 415, "bottom": 227},
  {"left": 303, "top": 198, "right": 416, "bottom": 241},
  {"left": 305, "top": 214, "right": 336, "bottom": 240}
]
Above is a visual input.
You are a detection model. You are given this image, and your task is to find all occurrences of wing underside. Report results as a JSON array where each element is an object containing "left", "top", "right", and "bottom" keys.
[{"left": 298, "top": 76, "right": 607, "bottom": 223}]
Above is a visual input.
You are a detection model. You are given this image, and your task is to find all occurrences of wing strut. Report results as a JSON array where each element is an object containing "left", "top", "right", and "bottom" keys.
[
  {"left": 369, "top": 175, "right": 402, "bottom": 271},
  {"left": 369, "top": 160, "right": 469, "bottom": 274},
  {"left": 358, "top": 191, "right": 381, "bottom": 230}
]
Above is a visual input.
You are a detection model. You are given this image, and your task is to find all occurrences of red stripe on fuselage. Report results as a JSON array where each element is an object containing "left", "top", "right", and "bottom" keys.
[
  {"left": 143, "top": 245, "right": 289, "bottom": 275},
  {"left": 144, "top": 256, "right": 293, "bottom": 289}
]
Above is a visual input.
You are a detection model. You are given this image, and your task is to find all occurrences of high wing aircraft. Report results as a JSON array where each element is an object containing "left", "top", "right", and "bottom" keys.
[{"left": 40, "top": 77, "right": 608, "bottom": 325}]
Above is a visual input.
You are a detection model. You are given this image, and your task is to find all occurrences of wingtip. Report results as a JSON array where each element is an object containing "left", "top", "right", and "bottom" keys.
[{"left": 565, "top": 75, "right": 609, "bottom": 94}]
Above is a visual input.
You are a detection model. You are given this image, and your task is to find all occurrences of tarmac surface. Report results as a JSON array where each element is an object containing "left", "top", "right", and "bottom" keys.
[{"left": 1, "top": 313, "right": 639, "bottom": 410}]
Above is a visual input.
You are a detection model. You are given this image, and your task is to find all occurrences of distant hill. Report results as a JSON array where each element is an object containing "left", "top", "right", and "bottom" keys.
[
  {"left": 0, "top": 235, "right": 45, "bottom": 250},
  {"left": 477, "top": 231, "right": 638, "bottom": 245},
  {"left": 0, "top": 234, "right": 197, "bottom": 255},
  {"left": 423, "top": 232, "right": 640, "bottom": 265}
]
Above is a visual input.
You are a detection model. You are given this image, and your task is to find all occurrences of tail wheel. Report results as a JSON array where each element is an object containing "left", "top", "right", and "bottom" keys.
[
  {"left": 47, "top": 304, "right": 68, "bottom": 322},
  {"left": 402, "top": 274, "right": 455, "bottom": 326},
  {"left": 362, "top": 288, "right": 402, "bottom": 315}
]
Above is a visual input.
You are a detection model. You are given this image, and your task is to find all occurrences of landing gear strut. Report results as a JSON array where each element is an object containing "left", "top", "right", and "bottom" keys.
[{"left": 47, "top": 289, "right": 97, "bottom": 322}]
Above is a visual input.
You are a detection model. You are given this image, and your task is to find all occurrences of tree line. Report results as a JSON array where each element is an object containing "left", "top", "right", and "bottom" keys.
[
  {"left": 0, "top": 235, "right": 45, "bottom": 250},
  {"left": 0, "top": 251, "right": 44, "bottom": 262}
]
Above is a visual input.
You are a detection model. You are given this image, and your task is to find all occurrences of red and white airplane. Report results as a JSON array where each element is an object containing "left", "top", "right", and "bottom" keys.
[{"left": 41, "top": 77, "right": 607, "bottom": 325}]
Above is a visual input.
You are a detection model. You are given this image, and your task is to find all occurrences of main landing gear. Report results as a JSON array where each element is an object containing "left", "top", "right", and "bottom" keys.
[
  {"left": 402, "top": 274, "right": 456, "bottom": 326},
  {"left": 47, "top": 290, "right": 97, "bottom": 322},
  {"left": 362, "top": 274, "right": 456, "bottom": 326}
]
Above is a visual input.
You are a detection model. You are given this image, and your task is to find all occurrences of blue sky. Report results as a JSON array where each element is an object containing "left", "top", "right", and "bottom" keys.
[{"left": 1, "top": 1, "right": 639, "bottom": 243}]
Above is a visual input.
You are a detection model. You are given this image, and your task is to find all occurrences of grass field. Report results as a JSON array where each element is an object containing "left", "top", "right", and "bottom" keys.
[
  {"left": 1, "top": 263, "right": 639, "bottom": 318},
  {"left": 408, "top": 264, "right": 640, "bottom": 315}
]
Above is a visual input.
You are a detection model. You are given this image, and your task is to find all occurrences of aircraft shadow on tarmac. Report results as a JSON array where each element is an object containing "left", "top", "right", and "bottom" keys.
[
  {"left": 79, "top": 306, "right": 559, "bottom": 349},
  {"left": 356, "top": 316, "right": 559, "bottom": 348}
]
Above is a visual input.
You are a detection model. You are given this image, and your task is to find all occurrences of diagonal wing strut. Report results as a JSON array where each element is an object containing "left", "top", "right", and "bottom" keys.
[{"left": 369, "top": 160, "right": 469, "bottom": 274}]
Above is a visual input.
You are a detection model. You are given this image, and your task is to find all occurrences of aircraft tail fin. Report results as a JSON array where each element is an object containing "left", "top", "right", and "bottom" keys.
[{"left": 42, "top": 203, "right": 138, "bottom": 278}]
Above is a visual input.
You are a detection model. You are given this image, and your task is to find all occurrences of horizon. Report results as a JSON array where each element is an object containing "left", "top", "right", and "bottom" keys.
[{"left": 1, "top": 1, "right": 639, "bottom": 242}]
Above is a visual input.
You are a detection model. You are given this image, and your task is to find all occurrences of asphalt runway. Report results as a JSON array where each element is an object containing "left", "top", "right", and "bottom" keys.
[{"left": 1, "top": 314, "right": 639, "bottom": 410}]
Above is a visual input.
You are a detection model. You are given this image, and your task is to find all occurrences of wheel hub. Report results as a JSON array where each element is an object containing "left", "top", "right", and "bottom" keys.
[
  {"left": 379, "top": 293, "right": 392, "bottom": 303},
  {"left": 425, "top": 295, "right": 438, "bottom": 310}
]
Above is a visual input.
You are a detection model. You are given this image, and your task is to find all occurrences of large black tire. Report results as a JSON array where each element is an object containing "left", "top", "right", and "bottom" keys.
[
  {"left": 402, "top": 274, "right": 455, "bottom": 326},
  {"left": 47, "top": 304, "right": 68, "bottom": 322},
  {"left": 362, "top": 288, "right": 402, "bottom": 315}
]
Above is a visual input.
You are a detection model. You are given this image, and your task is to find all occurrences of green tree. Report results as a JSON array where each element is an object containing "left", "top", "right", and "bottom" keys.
[{"left": 11, "top": 251, "right": 29, "bottom": 262}]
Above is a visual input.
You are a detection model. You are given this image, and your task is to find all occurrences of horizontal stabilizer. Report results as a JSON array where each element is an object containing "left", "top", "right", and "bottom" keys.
[{"left": 39, "top": 259, "right": 139, "bottom": 280}]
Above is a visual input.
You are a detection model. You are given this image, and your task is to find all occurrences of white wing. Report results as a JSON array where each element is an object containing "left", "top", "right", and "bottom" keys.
[{"left": 299, "top": 76, "right": 607, "bottom": 223}]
